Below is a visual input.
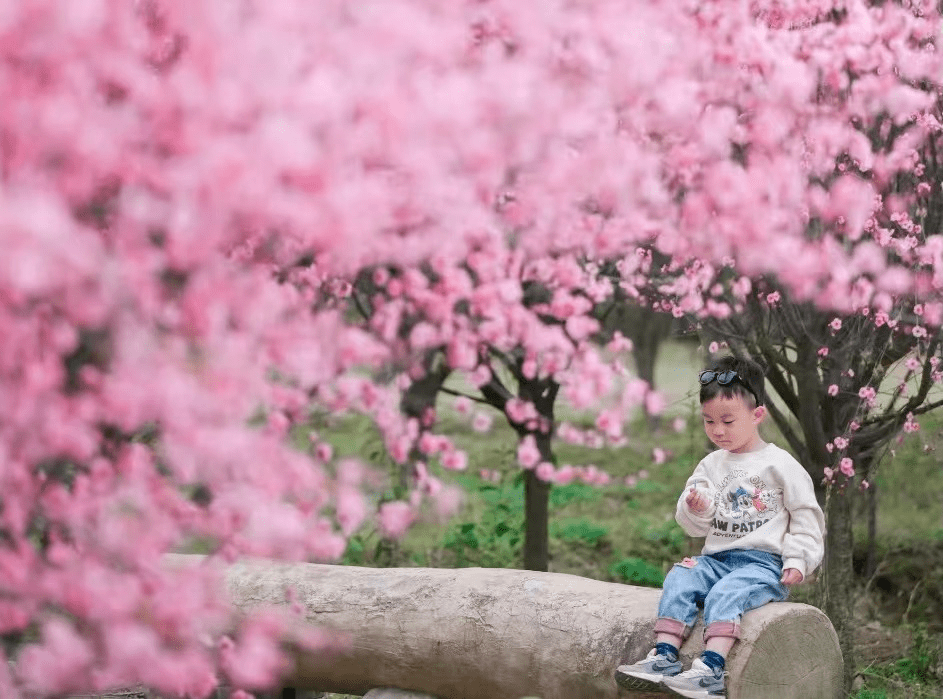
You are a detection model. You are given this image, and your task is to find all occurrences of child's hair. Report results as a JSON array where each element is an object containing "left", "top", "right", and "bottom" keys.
[{"left": 699, "top": 355, "right": 766, "bottom": 407}]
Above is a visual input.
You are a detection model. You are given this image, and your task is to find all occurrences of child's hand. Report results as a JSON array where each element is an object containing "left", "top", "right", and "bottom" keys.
[
  {"left": 685, "top": 485, "right": 712, "bottom": 514},
  {"left": 781, "top": 568, "right": 803, "bottom": 586}
]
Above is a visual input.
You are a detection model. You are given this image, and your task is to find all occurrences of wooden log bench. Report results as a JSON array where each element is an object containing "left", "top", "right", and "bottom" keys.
[{"left": 185, "top": 556, "right": 843, "bottom": 699}]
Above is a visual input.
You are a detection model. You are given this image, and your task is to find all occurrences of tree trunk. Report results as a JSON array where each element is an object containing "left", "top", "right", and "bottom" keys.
[
  {"left": 613, "top": 306, "right": 672, "bottom": 429},
  {"left": 629, "top": 310, "right": 669, "bottom": 387},
  {"left": 523, "top": 469, "right": 550, "bottom": 571},
  {"left": 821, "top": 486, "right": 856, "bottom": 692},
  {"left": 523, "top": 431, "right": 553, "bottom": 571},
  {"left": 866, "top": 483, "right": 878, "bottom": 579},
  {"left": 399, "top": 360, "right": 451, "bottom": 493}
]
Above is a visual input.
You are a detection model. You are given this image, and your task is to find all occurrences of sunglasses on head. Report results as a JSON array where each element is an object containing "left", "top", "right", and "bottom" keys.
[{"left": 699, "top": 369, "right": 762, "bottom": 406}]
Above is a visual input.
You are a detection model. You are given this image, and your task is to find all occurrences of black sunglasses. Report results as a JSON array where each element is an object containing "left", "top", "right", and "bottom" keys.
[{"left": 699, "top": 369, "right": 762, "bottom": 406}]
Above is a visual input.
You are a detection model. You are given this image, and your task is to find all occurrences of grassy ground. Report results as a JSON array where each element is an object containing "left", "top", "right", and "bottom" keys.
[{"left": 314, "top": 340, "right": 943, "bottom": 698}]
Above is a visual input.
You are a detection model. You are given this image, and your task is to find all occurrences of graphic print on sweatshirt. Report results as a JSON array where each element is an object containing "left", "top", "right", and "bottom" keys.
[{"left": 709, "top": 469, "right": 784, "bottom": 538}]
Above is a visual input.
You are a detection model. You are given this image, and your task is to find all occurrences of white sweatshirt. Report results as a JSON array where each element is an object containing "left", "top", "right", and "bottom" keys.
[{"left": 675, "top": 443, "right": 826, "bottom": 580}]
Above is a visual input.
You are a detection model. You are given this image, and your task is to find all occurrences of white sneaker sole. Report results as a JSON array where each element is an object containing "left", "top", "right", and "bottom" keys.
[
  {"left": 660, "top": 679, "right": 725, "bottom": 698},
  {"left": 614, "top": 667, "right": 672, "bottom": 692}
]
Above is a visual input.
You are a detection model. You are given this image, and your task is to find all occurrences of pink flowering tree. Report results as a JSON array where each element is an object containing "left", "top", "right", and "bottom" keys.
[
  {"left": 1, "top": 0, "right": 941, "bottom": 696},
  {"left": 676, "top": 97, "right": 943, "bottom": 684},
  {"left": 339, "top": 254, "right": 654, "bottom": 571},
  {"left": 696, "top": 294, "right": 943, "bottom": 681}
]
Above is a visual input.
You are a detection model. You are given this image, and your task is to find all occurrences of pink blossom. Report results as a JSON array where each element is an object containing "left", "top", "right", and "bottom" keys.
[
  {"left": 903, "top": 413, "right": 920, "bottom": 433},
  {"left": 554, "top": 465, "right": 576, "bottom": 486},
  {"left": 388, "top": 435, "right": 412, "bottom": 464},
  {"left": 922, "top": 303, "right": 942, "bottom": 326},
  {"left": 469, "top": 365, "right": 492, "bottom": 387},
  {"left": 839, "top": 458, "right": 855, "bottom": 477},
  {"left": 829, "top": 318, "right": 843, "bottom": 332},
  {"left": 818, "top": 347, "right": 829, "bottom": 358},
  {"left": 595, "top": 410, "right": 623, "bottom": 439},
  {"left": 565, "top": 315, "right": 600, "bottom": 341},
  {"left": 644, "top": 391, "right": 666, "bottom": 416},
  {"left": 732, "top": 277, "right": 752, "bottom": 298},
  {"left": 419, "top": 469, "right": 440, "bottom": 496},
  {"left": 535, "top": 462, "right": 556, "bottom": 482},
  {"left": 652, "top": 448, "right": 668, "bottom": 465},
  {"left": 506, "top": 399, "right": 537, "bottom": 424},
  {"left": 522, "top": 357, "right": 538, "bottom": 380},
  {"left": 471, "top": 412, "right": 493, "bottom": 433},
  {"left": 517, "top": 435, "right": 541, "bottom": 469},
  {"left": 606, "top": 332, "right": 634, "bottom": 352},
  {"left": 377, "top": 502, "right": 415, "bottom": 540},
  {"left": 433, "top": 485, "right": 463, "bottom": 519},
  {"left": 315, "top": 442, "right": 334, "bottom": 462},
  {"left": 16, "top": 619, "right": 95, "bottom": 694},
  {"left": 219, "top": 620, "right": 288, "bottom": 690},
  {"left": 418, "top": 432, "right": 442, "bottom": 455},
  {"left": 827, "top": 384, "right": 839, "bottom": 397},
  {"left": 447, "top": 337, "right": 478, "bottom": 371},
  {"left": 585, "top": 432, "right": 605, "bottom": 449},
  {"left": 335, "top": 487, "right": 367, "bottom": 536},
  {"left": 440, "top": 449, "right": 468, "bottom": 471}
]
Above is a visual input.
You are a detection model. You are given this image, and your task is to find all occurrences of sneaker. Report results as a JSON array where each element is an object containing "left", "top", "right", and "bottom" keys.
[
  {"left": 614, "top": 648, "right": 683, "bottom": 691},
  {"left": 660, "top": 657, "right": 726, "bottom": 698}
]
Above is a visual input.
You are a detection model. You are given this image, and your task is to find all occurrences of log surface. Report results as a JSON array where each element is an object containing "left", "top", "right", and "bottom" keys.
[{"left": 199, "top": 557, "right": 842, "bottom": 699}]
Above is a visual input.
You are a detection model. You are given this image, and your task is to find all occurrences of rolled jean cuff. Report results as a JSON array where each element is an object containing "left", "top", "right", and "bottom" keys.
[
  {"left": 654, "top": 617, "right": 691, "bottom": 640},
  {"left": 704, "top": 621, "right": 741, "bottom": 641}
]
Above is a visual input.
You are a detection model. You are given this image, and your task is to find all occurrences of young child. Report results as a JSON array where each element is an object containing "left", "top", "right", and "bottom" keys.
[{"left": 614, "top": 355, "right": 825, "bottom": 698}]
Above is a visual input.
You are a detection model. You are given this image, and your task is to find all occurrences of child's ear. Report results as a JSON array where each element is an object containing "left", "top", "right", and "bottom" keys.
[{"left": 753, "top": 405, "right": 767, "bottom": 424}]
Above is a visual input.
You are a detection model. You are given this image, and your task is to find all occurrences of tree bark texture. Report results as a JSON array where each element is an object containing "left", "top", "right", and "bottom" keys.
[
  {"left": 522, "top": 469, "right": 549, "bottom": 572},
  {"left": 523, "top": 431, "right": 554, "bottom": 572},
  {"left": 821, "top": 488, "right": 857, "bottom": 691}
]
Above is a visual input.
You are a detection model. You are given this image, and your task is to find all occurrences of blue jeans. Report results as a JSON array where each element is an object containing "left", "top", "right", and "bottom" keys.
[{"left": 657, "top": 549, "right": 789, "bottom": 632}]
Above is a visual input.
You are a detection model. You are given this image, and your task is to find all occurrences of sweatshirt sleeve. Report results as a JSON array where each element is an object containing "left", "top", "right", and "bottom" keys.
[
  {"left": 781, "top": 458, "right": 826, "bottom": 579},
  {"left": 675, "top": 459, "right": 717, "bottom": 537}
]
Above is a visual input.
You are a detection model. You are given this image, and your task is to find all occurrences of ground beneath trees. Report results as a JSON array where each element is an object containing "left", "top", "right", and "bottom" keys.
[{"left": 856, "top": 621, "right": 913, "bottom": 665}]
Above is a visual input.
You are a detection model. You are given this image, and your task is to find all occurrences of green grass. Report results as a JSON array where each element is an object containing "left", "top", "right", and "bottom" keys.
[{"left": 852, "top": 625, "right": 943, "bottom": 698}]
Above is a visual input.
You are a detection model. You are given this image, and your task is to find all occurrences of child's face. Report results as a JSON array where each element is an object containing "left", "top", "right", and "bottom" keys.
[{"left": 701, "top": 393, "right": 765, "bottom": 454}]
